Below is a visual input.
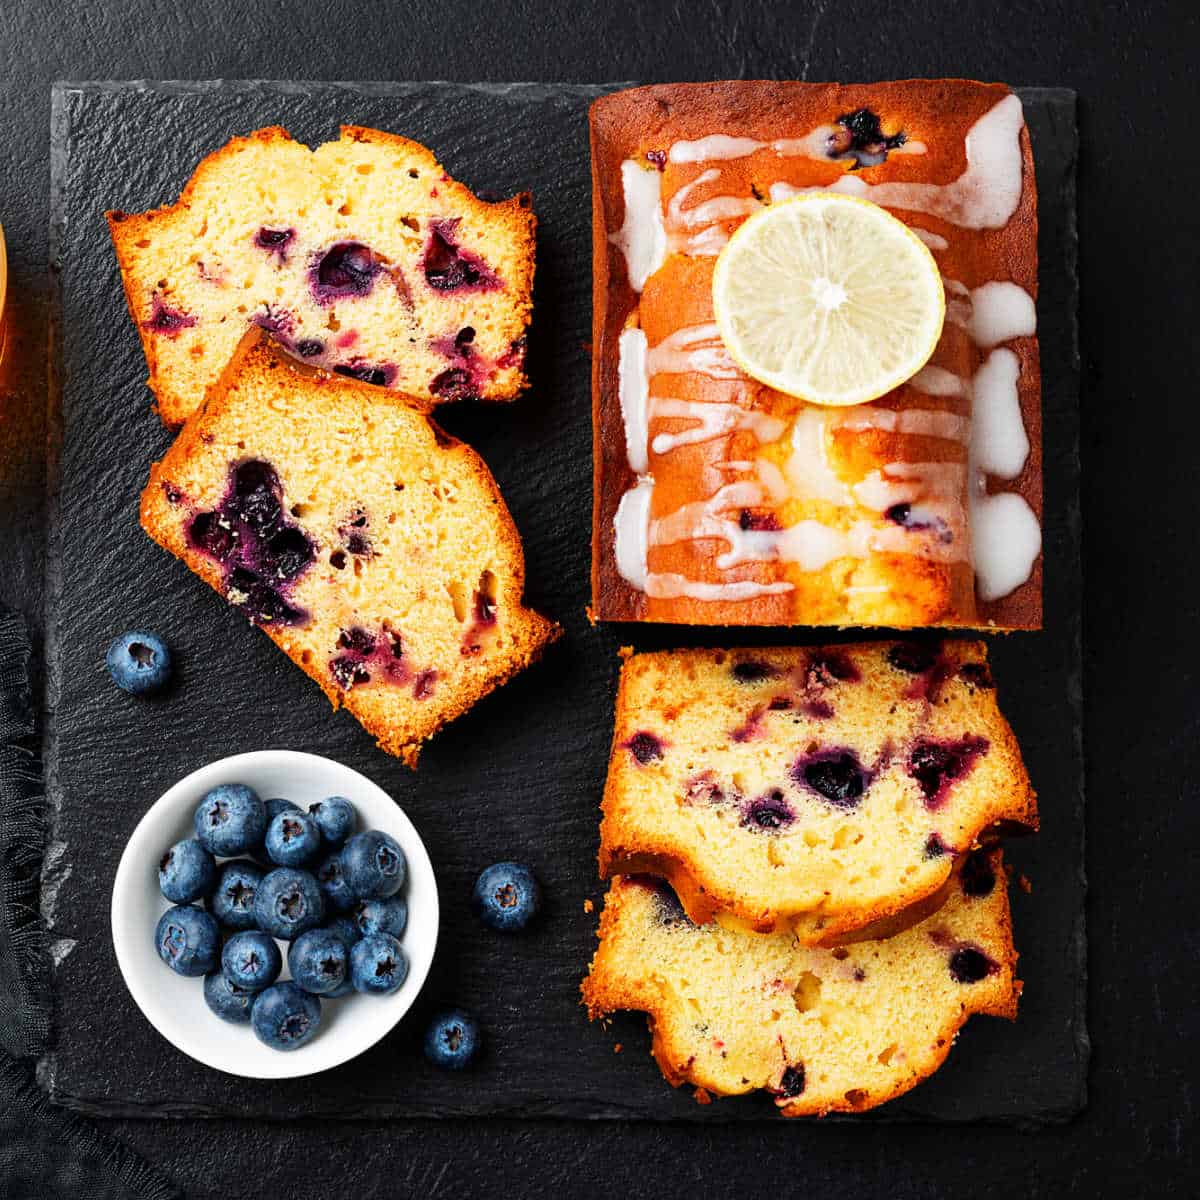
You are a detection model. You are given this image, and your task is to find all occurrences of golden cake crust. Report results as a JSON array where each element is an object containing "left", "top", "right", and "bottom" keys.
[
  {"left": 598, "top": 641, "right": 1036, "bottom": 941},
  {"left": 109, "top": 124, "right": 536, "bottom": 426},
  {"left": 140, "top": 328, "right": 559, "bottom": 764},
  {"left": 582, "top": 851, "right": 1020, "bottom": 1117},
  {"left": 590, "top": 80, "right": 1041, "bottom": 629}
]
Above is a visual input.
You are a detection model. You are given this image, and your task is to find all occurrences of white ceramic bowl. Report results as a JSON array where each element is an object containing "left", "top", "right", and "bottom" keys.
[{"left": 111, "top": 750, "right": 438, "bottom": 1079}]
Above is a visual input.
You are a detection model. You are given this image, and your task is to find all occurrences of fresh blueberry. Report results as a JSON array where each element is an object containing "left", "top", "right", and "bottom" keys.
[
  {"left": 264, "top": 809, "right": 322, "bottom": 867},
  {"left": 314, "top": 850, "right": 357, "bottom": 913},
  {"left": 341, "top": 831, "right": 406, "bottom": 900},
  {"left": 154, "top": 905, "right": 219, "bottom": 976},
  {"left": 253, "top": 868, "right": 325, "bottom": 940},
  {"left": 221, "top": 929, "right": 282, "bottom": 992},
  {"left": 423, "top": 1008, "right": 481, "bottom": 1070},
  {"left": 203, "top": 971, "right": 255, "bottom": 1024},
  {"left": 324, "top": 913, "right": 362, "bottom": 949},
  {"left": 264, "top": 797, "right": 301, "bottom": 824},
  {"left": 208, "top": 859, "right": 264, "bottom": 930},
  {"left": 471, "top": 861, "right": 541, "bottom": 932},
  {"left": 193, "top": 783, "right": 267, "bottom": 856},
  {"left": 349, "top": 932, "right": 409, "bottom": 995},
  {"left": 308, "top": 795, "right": 356, "bottom": 846},
  {"left": 352, "top": 896, "right": 408, "bottom": 941},
  {"left": 326, "top": 975, "right": 356, "bottom": 999},
  {"left": 105, "top": 631, "right": 172, "bottom": 694},
  {"left": 287, "top": 928, "right": 350, "bottom": 996},
  {"left": 251, "top": 982, "right": 322, "bottom": 1051},
  {"left": 158, "top": 839, "right": 216, "bottom": 903}
]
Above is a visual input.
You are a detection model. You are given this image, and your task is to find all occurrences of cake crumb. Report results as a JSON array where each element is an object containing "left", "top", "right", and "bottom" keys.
[
  {"left": 583, "top": 898, "right": 594, "bottom": 914},
  {"left": 693, "top": 1087, "right": 712, "bottom": 1106},
  {"left": 613, "top": 1043, "right": 622, "bottom": 1054},
  {"left": 1018, "top": 874, "right": 1033, "bottom": 894}
]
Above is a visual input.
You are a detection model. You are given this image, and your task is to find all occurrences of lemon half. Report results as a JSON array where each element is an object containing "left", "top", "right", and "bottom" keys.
[{"left": 712, "top": 192, "right": 945, "bottom": 407}]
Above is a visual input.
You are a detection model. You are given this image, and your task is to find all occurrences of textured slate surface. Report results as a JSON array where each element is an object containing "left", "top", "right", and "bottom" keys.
[{"left": 43, "top": 81, "right": 1083, "bottom": 1123}]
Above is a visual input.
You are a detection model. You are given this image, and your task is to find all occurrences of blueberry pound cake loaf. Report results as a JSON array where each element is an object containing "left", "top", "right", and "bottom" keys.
[
  {"left": 140, "top": 329, "right": 558, "bottom": 764},
  {"left": 591, "top": 80, "right": 1042, "bottom": 629},
  {"left": 109, "top": 125, "right": 535, "bottom": 426},
  {"left": 599, "top": 641, "right": 1035, "bottom": 942},
  {"left": 582, "top": 850, "right": 1019, "bottom": 1116}
]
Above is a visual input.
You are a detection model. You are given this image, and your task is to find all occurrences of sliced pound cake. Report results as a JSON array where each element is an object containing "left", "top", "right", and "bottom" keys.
[
  {"left": 109, "top": 125, "right": 535, "bottom": 426},
  {"left": 140, "top": 328, "right": 558, "bottom": 764},
  {"left": 599, "top": 641, "right": 1035, "bottom": 942},
  {"left": 582, "top": 850, "right": 1019, "bottom": 1116}
]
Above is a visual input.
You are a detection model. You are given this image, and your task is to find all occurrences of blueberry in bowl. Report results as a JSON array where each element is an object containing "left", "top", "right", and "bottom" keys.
[
  {"left": 353, "top": 895, "right": 408, "bottom": 940},
  {"left": 251, "top": 981, "right": 322, "bottom": 1051},
  {"left": 314, "top": 849, "right": 357, "bottom": 913},
  {"left": 155, "top": 905, "right": 220, "bottom": 976},
  {"left": 253, "top": 868, "right": 325, "bottom": 940},
  {"left": 472, "top": 861, "right": 541, "bottom": 932},
  {"left": 350, "top": 932, "right": 409, "bottom": 996},
  {"left": 105, "top": 630, "right": 172, "bottom": 695},
  {"left": 208, "top": 859, "right": 265, "bottom": 931},
  {"left": 193, "top": 783, "right": 267, "bottom": 856},
  {"left": 158, "top": 839, "right": 216, "bottom": 903},
  {"left": 309, "top": 795, "right": 356, "bottom": 846},
  {"left": 288, "top": 928, "right": 350, "bottom": 996},
  {"left": 424, "top": 1008, "right": 481, "bottom": 1070},
  {"left": 341, "top": 830, "right": 406, "bottom": 899},
  {"left": 324, "top": 913, "right": 362, "bottom": 949},
  {"left": 264, "top": 809, "right": 322, "bottom": 867},
  {"left": 221, "top": 929, "right": 282, "bottom": 992},
  {"left": 203, "top": 971, "right": 256, "bottom": 1024}
]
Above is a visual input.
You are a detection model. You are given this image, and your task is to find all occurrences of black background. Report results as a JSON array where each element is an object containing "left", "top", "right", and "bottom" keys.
[{"left": 1, "top": 1, "right": 1197, "bottom": 1196}]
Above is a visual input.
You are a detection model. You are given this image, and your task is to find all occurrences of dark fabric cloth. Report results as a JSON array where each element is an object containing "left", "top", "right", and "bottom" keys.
[{"left": 0, "top": 608, "right": 181, "bottom": 1200}]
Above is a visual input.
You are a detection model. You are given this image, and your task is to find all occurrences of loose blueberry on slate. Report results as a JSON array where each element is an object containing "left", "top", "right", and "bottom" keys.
[
  {"left": 154, "top": 905, "right": 220, "bottom": 976},
  {"left": 158, "top": 839, "right": 216, "bottom": 903},
  {"left": 193, "top": 783, "right": 267, "bottom": 856},
  {"left": 341, "top": 830, "right": 406, "bottom": 899},
  {"left": 251, "top": 982, "right": 322, "bottom": 1051},
  {"left": 423, "top": 1009, "right": 481, "bottom": 1070},
  {"left": 353, "top": 895, "right": 408, "bottom": 940},
  {"left": 308, "top": 795, "right": 355, "bottom": 846},
  {"left": 349, "top": 932, "right": 409, "bottom": 995},
  {"left": 288, "top": 928, "right": 350, "bottom": 996},
  {"left": 221, "top": 929, "right": 282, "bottom": 992},
  {"left": 323, "top": 913, "right": 362, "bottom": 949},
  {"left": 208, "top": 859, "right": 265, "bottom": 930},
  {"left": 203, "top": 971, "right": 255, "bottom": 1024},
  {"left": 105, "top": 631, "right": 172, "bottom": 695},
  {"left": 253, "top": 868, "right": 325, "bottom": 940},
  {"left": 264, "top": 809, "right": 322, "bottom": 867},
  {"left": 471, "top": 861, "right": 541, "bottom": 932}
]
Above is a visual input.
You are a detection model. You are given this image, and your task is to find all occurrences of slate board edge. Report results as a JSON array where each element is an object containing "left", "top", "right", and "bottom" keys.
[{"left": 39, "top": 81, "right": 1084, "bottom": 1125}]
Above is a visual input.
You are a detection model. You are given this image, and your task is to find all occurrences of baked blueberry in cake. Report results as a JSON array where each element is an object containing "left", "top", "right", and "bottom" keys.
[
  {"left": 598, "top": 641, "right": 1036, "bottom": 941},
  {"left": 139, "top": 328, "right": 559, "bottom": 765},
  {"left": 581, "top": 849, "right": 1020, "bottom": 1117},
  {"left": 108, "top": 125, "right": 535, "bottom": 426}
]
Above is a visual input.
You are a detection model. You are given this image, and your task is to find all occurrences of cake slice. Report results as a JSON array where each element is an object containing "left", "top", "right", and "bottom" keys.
[
  {"left": 109, "top": 125, "right": 535, "bottom": 426},
  {"left": 140, "top": 328, "right": 558, "bottom": 764},
  {"left": 599, "top": 641, "right": 1036, "bottom": 941},
  {"left": 582, "top": 850, "right": 1019, "bottom": 1117}
]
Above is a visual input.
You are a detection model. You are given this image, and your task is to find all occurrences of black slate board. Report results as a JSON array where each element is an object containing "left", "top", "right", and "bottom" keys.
[{"left": 43, "top": 81, "right": 1084, "bottom": 1123}]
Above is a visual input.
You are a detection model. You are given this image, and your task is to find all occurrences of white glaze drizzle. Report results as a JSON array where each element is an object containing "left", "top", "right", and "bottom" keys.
[
  {"left": 768, "top": 94, "right": 1026, "bottom": 229},
  {"left": 618, "top": 328, "right": 650, "bottom": 475},
  {"left": 667, "top": 129, "right": 928, "bottom": 165},
  {"left": 650, "top": 397, "right": 786, "bottom": 456},
  {"left": 646, "top": 323, "right": 741, "bottom": 379},
  {"left": 613, "top": 476, "right": 654, "bottom": 590},
  {"left": 610, "top": 161, "right": 666, "bottom": 292},
  {"left": 911, "top": 227, "right": 950, "bottom": 251}
]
